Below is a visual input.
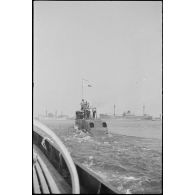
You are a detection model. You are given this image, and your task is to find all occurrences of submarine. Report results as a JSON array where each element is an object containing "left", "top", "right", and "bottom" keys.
[{"left": 75, "top": 99, "right": 108, "bottom": 136}]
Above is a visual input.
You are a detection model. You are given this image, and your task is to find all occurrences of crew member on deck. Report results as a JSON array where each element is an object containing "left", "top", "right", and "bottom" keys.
[
  {"left": 87, "top": 101, "right": 89, "bottom": 109},
  {"left": 93, "top": 108, "right": 96, "bottom": 119},
  {"left": 81, "top": 99, "right": 85, "bottom": 110},
  {"left": 87, "top": 109, "right": 90, "bottom": 119}
]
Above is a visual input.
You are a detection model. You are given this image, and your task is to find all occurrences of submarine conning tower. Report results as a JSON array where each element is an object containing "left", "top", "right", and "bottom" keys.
[{"left": 75, "top": 99, "right": 108, "bottom": 135}]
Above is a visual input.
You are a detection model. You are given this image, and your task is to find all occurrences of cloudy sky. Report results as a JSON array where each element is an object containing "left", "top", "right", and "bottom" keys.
[{"left": 34, "top": 1, "right": 162, "bottom": 117}]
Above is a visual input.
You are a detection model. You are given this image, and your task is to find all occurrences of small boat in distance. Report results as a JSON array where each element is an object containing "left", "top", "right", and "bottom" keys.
[{"left": 75, "top": 99, "right": 108, "bottom": 136}]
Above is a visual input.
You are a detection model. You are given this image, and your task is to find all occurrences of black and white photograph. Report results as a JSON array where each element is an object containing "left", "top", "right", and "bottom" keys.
[{"left": 33, "top": 1, "right": 162, "bottom": 194}]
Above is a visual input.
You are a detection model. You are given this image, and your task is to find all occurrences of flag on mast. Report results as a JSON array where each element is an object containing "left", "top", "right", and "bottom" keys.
[{"left": 82, "top": 79, "right": 92, "bottom": 87}]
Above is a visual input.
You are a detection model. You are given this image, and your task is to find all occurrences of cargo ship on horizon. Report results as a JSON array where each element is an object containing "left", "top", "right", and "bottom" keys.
[{"left": 99, "top": 105, "right": 161, "bottom": 121}]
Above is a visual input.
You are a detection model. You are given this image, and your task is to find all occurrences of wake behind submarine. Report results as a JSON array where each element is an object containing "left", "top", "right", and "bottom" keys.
[{"left": 75, "top": 99, "right": 108, "bottom": 136}]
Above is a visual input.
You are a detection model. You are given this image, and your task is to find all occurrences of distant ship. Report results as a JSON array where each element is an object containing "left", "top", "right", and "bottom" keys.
[
  {"left": 141, "top": 114, "right": 153, "bottom": 120},
  {"left": 100, "top": 109, "right": 154, "bottom": 121},
  {"left": 99, "top": 114, "right": 117, "bottom": 119}
]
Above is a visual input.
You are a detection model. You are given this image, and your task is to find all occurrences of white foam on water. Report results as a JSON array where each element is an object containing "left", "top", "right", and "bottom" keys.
[
  {"left": 126, "top": 189, "right": 132, "bottom": 194},
  {"left": 93, "top": 170, "right": 109, "bottom": 181},
  {"left": 123, "top": 176, "right": 138, "bottom": 181},
  {"left": 117, "top": 185, "right": 123, "bottom": 192},
  {"left": 83, "top": 135, "right": 92, "bottom": 141},
  {"left": 73, "top": 125, "right": 78, "bottom": 130},
  {"left": 89, "top": 156, "right": 93, "bottom": 160},
  {"left": 73, "top": 133, "right": 93, "bottom": 143},
  {"left": 81, "top": 162, "right": 109, "bottom": 181}
]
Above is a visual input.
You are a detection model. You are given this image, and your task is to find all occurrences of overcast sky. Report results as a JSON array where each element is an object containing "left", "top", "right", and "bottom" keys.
[{"left": 34, "top": 1, "right": 162, "bottom": 117}]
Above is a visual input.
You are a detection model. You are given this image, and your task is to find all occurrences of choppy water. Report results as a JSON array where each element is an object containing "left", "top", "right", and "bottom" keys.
[{"left": 41, "top": 119, "right": 162, "bottom": 194}]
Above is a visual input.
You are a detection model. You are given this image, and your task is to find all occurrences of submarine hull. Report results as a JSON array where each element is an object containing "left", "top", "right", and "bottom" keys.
[{"left": 75, "top": 119, "right": 108, "bottom": 135}]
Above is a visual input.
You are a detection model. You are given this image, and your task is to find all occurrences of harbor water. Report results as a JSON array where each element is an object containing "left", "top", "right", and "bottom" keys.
[{"left": 41, "top": 119, "right": 162, "bottom": 194}]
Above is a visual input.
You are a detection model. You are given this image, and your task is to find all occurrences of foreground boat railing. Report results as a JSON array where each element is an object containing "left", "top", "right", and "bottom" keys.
[
  {"left": 33, "top": 147, "right": 60, "bottom": 193},
  {"left": 33, "top": 120, "right": 80, "bottom": 194}
]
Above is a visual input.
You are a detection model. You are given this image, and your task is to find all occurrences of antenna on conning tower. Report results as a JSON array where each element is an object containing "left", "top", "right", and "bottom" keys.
[{"left": 114, "top": 104, "right": 116, "bottom": 116}]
